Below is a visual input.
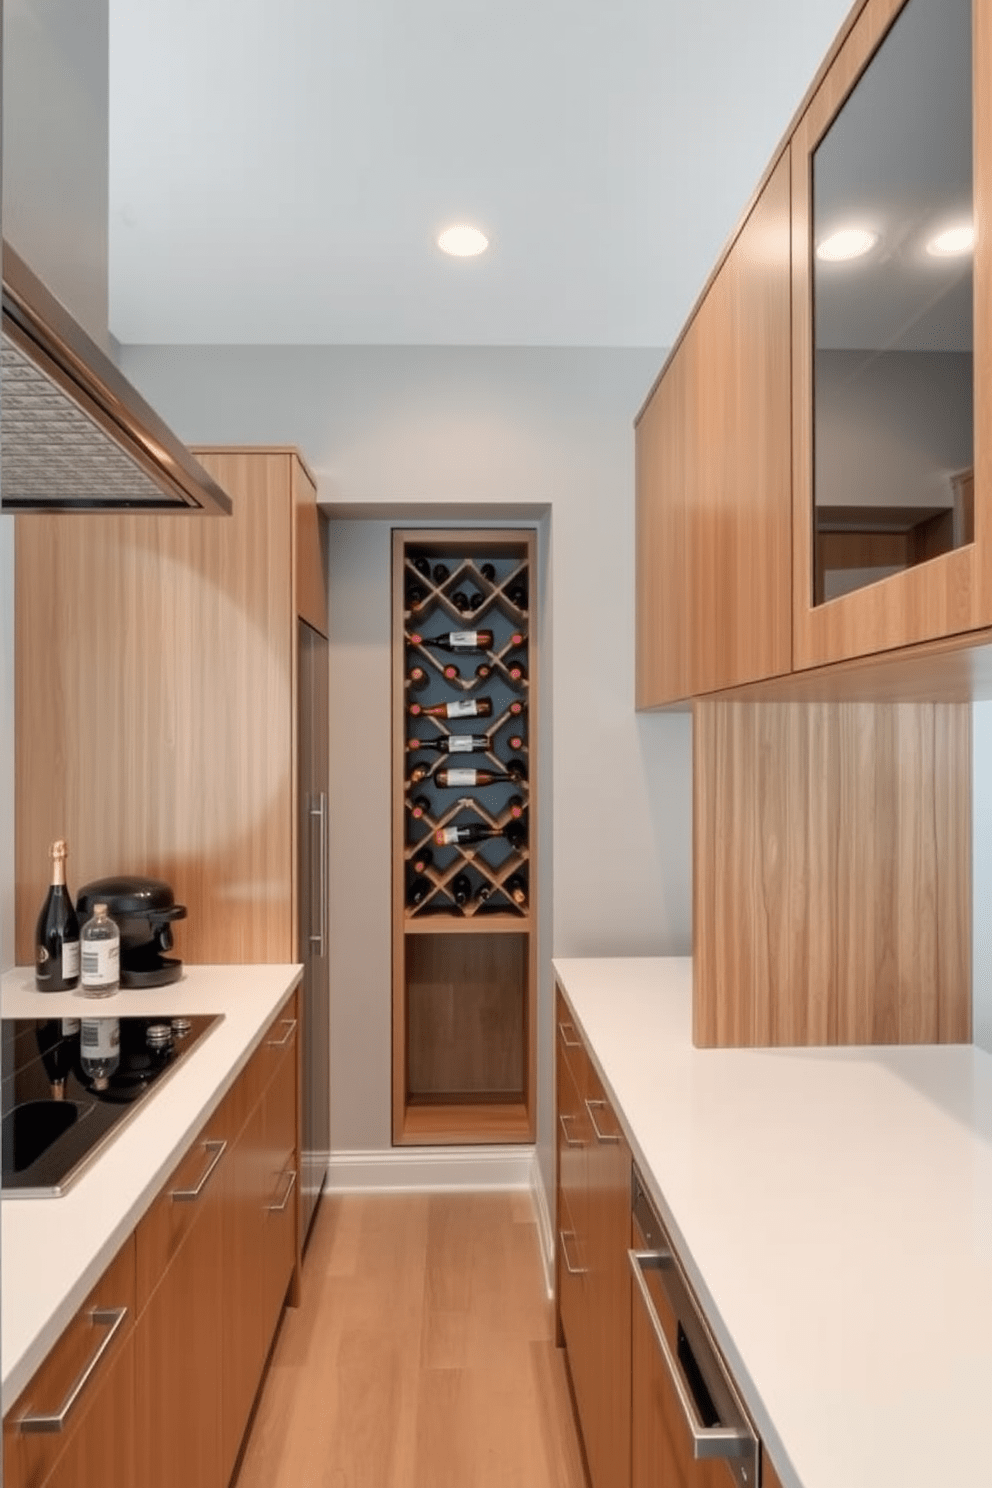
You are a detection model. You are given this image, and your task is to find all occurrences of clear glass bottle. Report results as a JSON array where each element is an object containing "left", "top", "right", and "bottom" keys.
[
  {"left": 80, "top": 1016, "right": 120, "bottom": 1090},
  {"left": 79, "top": 902, "right": 121, "bottom": 997}
]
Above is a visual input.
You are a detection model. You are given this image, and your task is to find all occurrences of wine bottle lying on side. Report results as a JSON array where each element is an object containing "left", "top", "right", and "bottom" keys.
[
  {"left": 409, "top": 628, "right": 493, "bottom": 653},
  {"left": 434, "top": 766, "right": 523, "bottom": 789},
  {"left": 409, "top": 696, "right": 493, "bottom": 720},
  {"left": 406, "top": 733, "right": 491, "bottom": 755}
]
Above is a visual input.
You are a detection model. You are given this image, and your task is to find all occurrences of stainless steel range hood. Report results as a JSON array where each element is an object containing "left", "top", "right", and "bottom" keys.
[{"left": 1, "top": 241, "right": 232, "bottom": 515}]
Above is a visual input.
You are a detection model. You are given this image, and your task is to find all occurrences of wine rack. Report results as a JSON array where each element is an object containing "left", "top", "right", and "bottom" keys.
[{"left": 392, "top": 530, "right": 536, "bottom": 1145}]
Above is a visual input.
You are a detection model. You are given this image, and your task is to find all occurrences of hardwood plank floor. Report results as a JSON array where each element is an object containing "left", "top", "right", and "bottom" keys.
[{"left": 233, "top": 1190, "right": 588, "bottom": 1488}]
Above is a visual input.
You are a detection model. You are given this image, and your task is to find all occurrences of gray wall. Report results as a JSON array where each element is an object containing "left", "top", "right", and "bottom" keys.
[
  {"left": 1, "top": 518, "right": 14, "bottom": 975},
  {"left": 119, "top": 342, "right": 694, "bottom": 1197}
]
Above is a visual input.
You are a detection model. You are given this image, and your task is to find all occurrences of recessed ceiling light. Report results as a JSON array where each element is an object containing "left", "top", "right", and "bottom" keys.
[
  {"left": 437, "top": 225, "right": 489, "bottom": 258},
  {"left": 816, "top": 228, "right": 878, "bottom": 262},
  {"left": 926, "top": 224, "right": 974, "bottom": 257}
]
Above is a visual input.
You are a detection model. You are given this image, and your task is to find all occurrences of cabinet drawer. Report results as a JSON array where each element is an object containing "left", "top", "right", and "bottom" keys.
[
  {"left": 3, "top": 1237, "right": 136, "bottom": 1488},
  {"left": 555, "top": 987, "right": 587, "bottom": 1096}
]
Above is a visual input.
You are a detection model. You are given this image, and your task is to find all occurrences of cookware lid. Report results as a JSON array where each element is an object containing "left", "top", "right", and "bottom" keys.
[{"left": 76, "top": 876, "right": 186, "bottom": 920}]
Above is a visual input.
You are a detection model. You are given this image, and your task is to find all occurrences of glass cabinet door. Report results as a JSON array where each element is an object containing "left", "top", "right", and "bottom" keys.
[{"left": 791, "top": 0, "right": 989, "bottom": 670}]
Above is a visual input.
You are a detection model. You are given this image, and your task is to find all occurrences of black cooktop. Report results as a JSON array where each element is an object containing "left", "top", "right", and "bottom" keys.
[{"left": 1, "top": 1013, "right": 221, "bottom": 1198}]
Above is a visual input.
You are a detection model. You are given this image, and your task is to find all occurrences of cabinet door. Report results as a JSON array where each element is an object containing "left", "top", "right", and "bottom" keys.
[
  {"left": 583, "top": 1063, "right": 631, "bottom": 1488},
  {"left": 259, "top": 1025, "right": 300, "bottom": 1349},
  {"left": 221, "top": 1098, "right": 267, "bottom": 1483},
  {"left": 555, "top": 1019, "right": 588, "bottom": 1362},
  {"left": 3, "top": 1240, "right": 136, "bottom": 1488}
]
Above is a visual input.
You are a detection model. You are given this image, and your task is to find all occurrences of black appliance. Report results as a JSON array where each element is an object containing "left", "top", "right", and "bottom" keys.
[
  {"left": 1, "top": 1013, "right": 221, "bottom": 1197},
  {"left": 76, "top": 876, "right": 187, "bottom": 987}
]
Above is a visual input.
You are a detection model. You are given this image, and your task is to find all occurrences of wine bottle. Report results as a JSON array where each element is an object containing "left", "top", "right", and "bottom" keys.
[
  {"left": 505, "top": 733, "right": 525, "bottom": 752},
  {"left": 409, "top": 629, "right": 493, "bottom": 653},
  {"left": 412, "top": 555, "right": 431, "bottom": 579},
  {"left": 432, "top": 563, "right": 450, "bottom": 584},
  {"left": 505, "top": 872, "right": 528, "bottom": 907},
  {"left": 407, "top": 874, "right": 432, "bottom": 908},
  {"left": 410, "top": 795, "right": 432, "bottom": 820},
  {"left": 467, "top": 592, "right": 484, "bottom": 611},
  {"left": 435, "top": 767, "right": 520, "bottom": 788},
  {"left": 451, "top": 591, "right": 470, "bottom": 613},
  {"left": 506, "top": 794, "right": 526, "bottom": 820},
  {"left": 475, "top": 882, "right": 495, "bottom": 904},
  {"left": 441, "top": 662, "right": 461, "bottom": 681},
  {"left": 34, "top": 840, "right": 81, "bottom": 992},
  {"left": 410, "top": 846, "right": 434, "bottom": 876},
  {"left": 474, "top": 661, "right": 493, "bottom": 680},
  {"left": 507, "top": 582, "right": 528, "bottom": 610},
  {"left": 409, "top": 696, "right": 493, "bottom": 720},
  {"left": 503, "top": 655, "right": 527, "bottom": 683},
  {"left": 35, "top": 1017, "right": 81, "bottom": 1097},
  {"left": 507, "top": 698, "right": 525, "bottom": 717},
  {"left": 408, "top": 763, "right": 433, "bottom": 785},
  {"left": 504, "top": 821, "right": 526, "bottom": 852},
  {"left": 80, "top": 902, "right": 121, "bottom": 998},
  {"left": 451, "top": 873, "right": 472, "bottom": 906},
  {"left": 407, "top": 664, "right": 430, "bottom": 691},
  {"left": 505, "top": 757, "right": 527, "bottom": 781},
  {"left": 406, "top": 582, "right": 427, "bottom": 610},
  {"left": 407, "top": 733, "right": 491, "bottom": 755},
  {"left": 480, "top": 562, "right": 496, "bottom": 582},
  {"left": 434, "top": 822, "right": 505, "bottom": 847}
]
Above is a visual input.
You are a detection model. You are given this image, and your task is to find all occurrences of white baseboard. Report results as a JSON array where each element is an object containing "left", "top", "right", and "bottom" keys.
[
  {"left": 528, "top": 1157, "right": 556, "bottom": 1299},
  {"left": 324, "top": 1146, "right": 536, "bottom": 1193}
]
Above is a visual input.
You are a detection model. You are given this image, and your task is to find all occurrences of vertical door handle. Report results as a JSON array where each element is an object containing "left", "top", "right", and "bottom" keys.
[{"left": 309, "top": 792, "right": 327, "bottom": 956}]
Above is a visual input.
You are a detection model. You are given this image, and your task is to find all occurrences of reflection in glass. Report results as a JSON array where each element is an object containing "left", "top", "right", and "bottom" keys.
[{"left": 812, "top": 0, "right": 973, "bottom": 604}]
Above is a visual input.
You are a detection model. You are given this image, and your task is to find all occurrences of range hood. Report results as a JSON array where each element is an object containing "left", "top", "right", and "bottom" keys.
[{"left": 1, "top": 241, "right": 232, "bottom": 515}]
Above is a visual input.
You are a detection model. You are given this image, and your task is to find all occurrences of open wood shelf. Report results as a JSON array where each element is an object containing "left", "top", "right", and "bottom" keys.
[{"left": 392, "top": 530, "right": 537, "bottom": 1146}]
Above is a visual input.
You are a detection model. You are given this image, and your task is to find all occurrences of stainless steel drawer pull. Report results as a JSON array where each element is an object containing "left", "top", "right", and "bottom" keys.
[
  {"left": 19, "top": 1306, "right": 128, "bottom": 1434},
  {"left": 309, "top": 793, "right": 327, "bottom": 956},
  {"left": 628, "top": 1250, "right": 756, "bottom": 1473},
  {"left": 267, "top": 1167, "right": 298, "bottom": 1213},
  {"left": 171, "top": 1139, "right": 227, "bottom": 1201},
  {"left": 557, "top": 1020, "right": 582, "bottom": 1049},
  {"left": 267, "top": 1018, "right": 298, "bottom": 1049},
  {"left": 558, "top": 1112, "right": 583, "bottom": 1147},
  {"left": 558, "top": 1229, "right": 587, "bottom": 1277},
  {"left": 585, "top": 1098, "right": 620, "bottom": 1144}
]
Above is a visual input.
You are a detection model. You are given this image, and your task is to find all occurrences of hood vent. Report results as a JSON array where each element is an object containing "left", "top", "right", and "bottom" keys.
[{"left": 1, "top": 242, "right": 231, "bottom": 515}]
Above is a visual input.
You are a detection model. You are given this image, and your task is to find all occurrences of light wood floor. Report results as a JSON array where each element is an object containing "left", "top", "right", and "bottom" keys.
[{"left": 233, "top": 1190, "right": 589, "bottom": 1488}]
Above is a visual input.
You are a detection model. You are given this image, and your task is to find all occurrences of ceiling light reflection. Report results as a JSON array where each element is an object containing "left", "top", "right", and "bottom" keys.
[
  {"left": 816, "top": 228, "right": 878, "bottom": 262},
  {"left": 437, "top": 225, "right": 489, "bottom": 258}
]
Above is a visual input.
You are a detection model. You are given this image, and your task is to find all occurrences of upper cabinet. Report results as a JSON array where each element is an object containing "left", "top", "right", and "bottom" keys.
[
  {"left": 792, "top": 0, "right": 989, "bottom": 670},
  {"left": 636, "top": 152, "right": 793, "bottom": 707},
  {"left": 636, "top": 0, "right": 991, "bottom": 701}
]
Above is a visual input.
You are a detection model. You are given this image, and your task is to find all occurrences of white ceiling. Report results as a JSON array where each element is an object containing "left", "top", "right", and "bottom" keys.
[{"left": 107, "top": 0, "right": 856, "bottom": 348}]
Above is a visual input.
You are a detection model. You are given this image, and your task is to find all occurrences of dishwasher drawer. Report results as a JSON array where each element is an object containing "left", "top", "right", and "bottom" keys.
[{"left": 630, "top": 1172, "right": 759, "bottom": 1488}]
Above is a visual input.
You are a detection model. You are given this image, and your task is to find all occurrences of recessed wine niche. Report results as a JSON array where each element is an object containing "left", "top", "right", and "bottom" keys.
[{"left": 392, "top": 530, "right": 536, "bottom": 1145}]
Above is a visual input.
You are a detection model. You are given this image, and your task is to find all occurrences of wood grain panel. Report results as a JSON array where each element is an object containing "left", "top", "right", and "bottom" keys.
[
  {"left": 635, "top": 336, "right": 689, "bottom": 706},
  {"left": 15, "top": 451, "right": 298, "bottom": 965},
  {"left": 791, "top": 0, "right": 989, "bottom": 668},
  {"left": 693, "top": 698, "right": 971, "bottom": 1047},
  {"left": 405, "top": 933, "right": 526, "bottom": 1096},
  {"left": 291, "top": 456, "right": 328, "bottom": 637},
  {"left": 686, "top": 148, "right": 793, "bottom": 696}
]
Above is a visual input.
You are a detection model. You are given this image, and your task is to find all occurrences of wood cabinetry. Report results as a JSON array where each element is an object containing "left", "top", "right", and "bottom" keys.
[
  {"left": 3, "top": 993, "right": 300, "bottom": 1488},
  {"left": 554, "top": 990, "right": 631, "bottom": 1488},
  {"left": 2, "top": 1240, "right": 136, "bottom": 1488},
  {"left": 635, "top": 150, "right": 792, "bottom": 708},
  {"left": 14, "top": 445, "right": 326, "bottom": 967},
  {"left": 393, "top": 531, "right": 537, "bottom": 1145}
]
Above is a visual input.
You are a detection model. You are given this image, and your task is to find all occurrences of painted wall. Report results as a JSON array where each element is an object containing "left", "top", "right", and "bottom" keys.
[
  {"left": 118, "top": 343, "right": 694, "bottom": 1200},
  {"left": 1, "top": 518, "right": 14, "bottom": 975}
]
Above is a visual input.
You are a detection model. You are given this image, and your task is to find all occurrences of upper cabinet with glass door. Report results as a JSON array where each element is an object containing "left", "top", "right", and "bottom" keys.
[{"left": 791, "top": 0, "right": 990, "bottom": 669}]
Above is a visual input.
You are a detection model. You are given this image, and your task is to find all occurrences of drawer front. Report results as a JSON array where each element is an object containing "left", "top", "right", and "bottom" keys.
[
  {"left": 4, "top": 1238, "right": 136, "bottom": 1488},
  {"left": 555, "top": 986, "right": 587, "bottom": 1096}
]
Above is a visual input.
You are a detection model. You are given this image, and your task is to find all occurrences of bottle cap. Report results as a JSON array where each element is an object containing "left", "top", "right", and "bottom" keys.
[{"left": 94, "top": 902, "right": 108, "bottom": 915}]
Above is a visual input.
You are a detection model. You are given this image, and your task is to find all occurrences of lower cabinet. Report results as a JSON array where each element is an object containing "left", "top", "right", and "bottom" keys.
[
  {"left": 3, "top": 993, "right": 300, "bottom": 1488},
  {"left": 554, "top": 988, "right": 631, "bottom": 1488}
]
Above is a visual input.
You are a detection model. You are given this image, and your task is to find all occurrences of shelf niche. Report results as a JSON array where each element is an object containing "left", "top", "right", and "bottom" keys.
[{"left": 391, "top": 529, "right": 536, "bottom": 1146}]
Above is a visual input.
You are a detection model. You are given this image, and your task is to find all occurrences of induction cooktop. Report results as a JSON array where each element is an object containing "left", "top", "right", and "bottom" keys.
[{"left": 1, "top": 1012, "right": 221, "bottom": 1198}]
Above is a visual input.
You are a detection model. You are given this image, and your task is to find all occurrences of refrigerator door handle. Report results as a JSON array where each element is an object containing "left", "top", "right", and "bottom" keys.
[{"left": 309, "top": 792, "right": 327, "bottom": 957}]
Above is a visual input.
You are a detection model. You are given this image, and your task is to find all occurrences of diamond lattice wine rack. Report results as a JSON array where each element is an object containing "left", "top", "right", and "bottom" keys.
[{"left": 392, "top": 530, "right": 536, "bottom": 1145}]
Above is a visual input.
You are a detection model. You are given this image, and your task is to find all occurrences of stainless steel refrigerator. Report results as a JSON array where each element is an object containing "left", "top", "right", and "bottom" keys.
[{"left": 297, "top": 618, "right": 330, "bottom": 1241}]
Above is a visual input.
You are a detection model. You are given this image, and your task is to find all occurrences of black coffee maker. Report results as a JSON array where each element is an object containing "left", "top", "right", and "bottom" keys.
[{"left": 75, "top": 876, "right": 187, "bottom": 987}]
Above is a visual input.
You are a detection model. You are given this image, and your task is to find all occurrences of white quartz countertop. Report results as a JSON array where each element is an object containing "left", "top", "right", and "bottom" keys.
[
  {"left": 553, "top": 956, "right": 992, "bottom": 1488},
  {"left": 1, "top": 963, "right": 302, "bottom": 1414}
]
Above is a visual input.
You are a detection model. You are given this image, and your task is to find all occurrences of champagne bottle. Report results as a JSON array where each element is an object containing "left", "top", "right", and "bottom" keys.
[
  {"left": 409, "top": 629, "right": 493, "bottom": 653},
  {"left": 35, "top": 1017, "right": 81, "bottom": 1096},
  {"left": 407, "top": 874, "right": 432, "bottom": 908},
  {"left": 408, "top": 664, "right": 430, "bottom": 691},
  {"left": 411, "top": 845, "right": 433, "bottom": 876},
  {"left": 34, "top": 840, "right": 81, "bottom": 991},
  {"left": 407, "top": 733, "right": 491, "bottom": 755},
  {"left": 432, "top": 562, "right": 450, "bottom": 584},
  {"left": 409, "top": 696, "right": 493, "bottom": 720},
  {"left": 451, "top": 873, "right": 472, "bottom": 906},
  {"left": 503, "top": 655, "right": 527, "bottom": 683},
  {"left": 435, "top": 766, "right": 520, "bottom": 788},
  {"left": 434, "top": 822, "right": 505, "bottom": 847},
  {"left": 505, "top": 872, "right": 528, "bottom": 907},
  {"left": 480, "top": 562, "right": 496, "bottom": 582},
  {"left": 410, "top": 795, "right": 432, "bottom": 820}
]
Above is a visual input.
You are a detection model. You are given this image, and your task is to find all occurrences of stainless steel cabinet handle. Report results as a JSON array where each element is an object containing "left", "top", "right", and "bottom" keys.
[
  {"left": 628, "top": 1250, "right": 755, "bottom": 1467},
  {"left": 558, "top": 1229, "right": 587, "bottom": 1276},
  {"left": 585, "top": 1098, "right": 620, "bottom": 1144},
  {"left": 267, "top": 1167, "right": 298, "bottom": 1213},
  {"left": 557, "top": 1020, "right": 582, "bottom": 1049},
  {"left": 309, "top": 792, "right": 327, "bottom": 956},
  {"left": 267, "top": 1017, "right": 298, "bottom": 1049},
  {"left": 171, "top": 1138, "right": 227, "bottom": 1201},
  {"left": 558, "top": 1112, "right": 583, "bottom": 1147},
  {"left": 19, "top": 1306, "right": 128, "bottom": 1433}
]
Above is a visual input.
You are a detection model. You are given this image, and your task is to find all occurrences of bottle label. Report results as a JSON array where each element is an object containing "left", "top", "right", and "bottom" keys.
[
  {"left": 81, "top": 1018, "right": 120, "bottom": 1059},
  {"left": 81, "top": 936, "right": 120, "bottom": 987},
  {"left": 446, "top": 700, "right": 478, "bottom": 718},
  {"left": 61, "top": 1018, "right": 81, "bottom": 1036},
  {"left": 444, "top": 768, "right": 477, "bottom": 786},
  {"left": 436, "top": 827, "right": 460, "bottom": 846},
  {"left": 448, "top": 735, "right": 475, "bottom": 752},
  {"left": 449, "top": 631, "right": 477, "bottom": 649},
  {"left": 62, "top": 941, "right": 80, "bottom": 979}
]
